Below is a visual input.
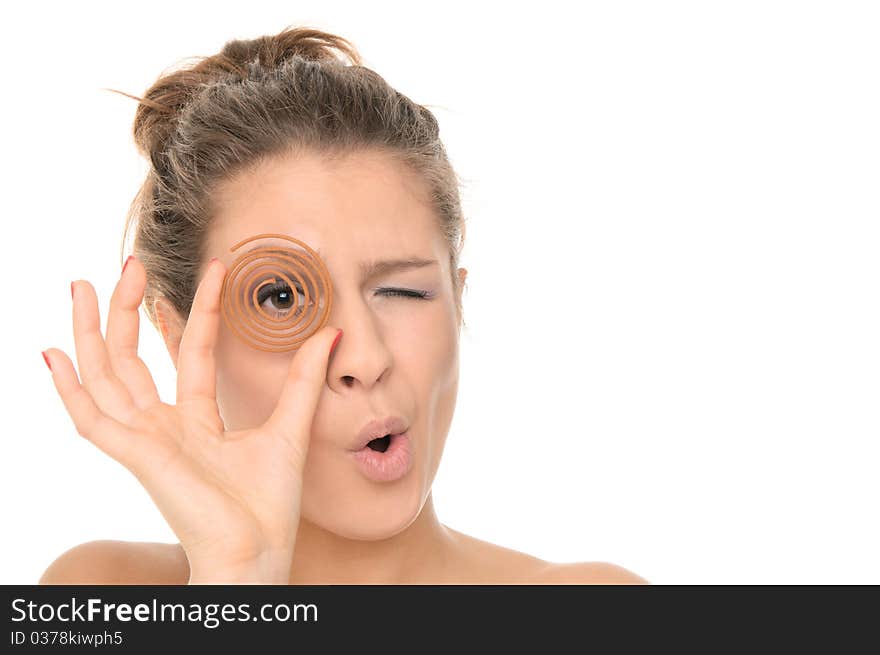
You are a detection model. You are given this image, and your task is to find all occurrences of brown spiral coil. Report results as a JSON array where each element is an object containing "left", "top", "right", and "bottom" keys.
[{"left": 220, "top": 233, "right": 334, "bottom": 352}]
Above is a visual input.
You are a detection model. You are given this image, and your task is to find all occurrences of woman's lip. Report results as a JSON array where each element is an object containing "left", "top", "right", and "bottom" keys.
[
  {"left": 350, "top": 416, "right": 409, "bottom": 451},
  {"left": 349, "top": 431, "right": 414, "bottom": 483}
]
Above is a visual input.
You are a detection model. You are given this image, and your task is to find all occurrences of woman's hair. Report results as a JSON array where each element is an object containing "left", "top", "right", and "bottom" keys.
[{"left": 109, "top": 25, "right": 468, "bottom": 335}]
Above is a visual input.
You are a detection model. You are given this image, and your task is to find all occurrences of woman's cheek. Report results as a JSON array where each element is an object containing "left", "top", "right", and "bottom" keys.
[
  {"left": 387, "top": 297, "right": 449, "bottom": 358},
  {"left": 215, "top": 342, "right": 294, "bottom": 427}
]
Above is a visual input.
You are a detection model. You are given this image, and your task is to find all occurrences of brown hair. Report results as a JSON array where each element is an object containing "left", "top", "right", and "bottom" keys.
[{"left": 108, "top": 25, "right": 468, "bottom": 337}]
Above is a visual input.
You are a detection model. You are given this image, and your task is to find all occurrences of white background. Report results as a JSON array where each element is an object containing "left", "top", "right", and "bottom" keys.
[{"left": 1, "top": 1, "right": 877, "bottom": 584}]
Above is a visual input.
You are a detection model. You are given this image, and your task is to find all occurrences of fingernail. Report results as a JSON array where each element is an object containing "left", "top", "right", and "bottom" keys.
[
  {"left": 70, "top": 281, "right": 74, "bottom": 300},
  {"left": 41, "top": 351, "right": 52, "bottom": 372},
  {"left": 122, "top": 255, "right": 134, "bottom": 274},
  {"left": 329, "top": 329, "right": 343, "bottom": 356}
]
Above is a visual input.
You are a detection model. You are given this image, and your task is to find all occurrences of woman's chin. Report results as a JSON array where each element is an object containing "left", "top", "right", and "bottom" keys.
[{"left": 301, "top": 472, "right": 427, "bottom": 541}]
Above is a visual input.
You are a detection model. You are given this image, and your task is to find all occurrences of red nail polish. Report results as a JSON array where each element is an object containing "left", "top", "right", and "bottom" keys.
[
  {"left": 122, "top": 255, "right": 134, "bottom": 274},
  {"left": 41, "top": 351, "right": 52, "bottom": 372},
  {"left": 330, "top": 329, "right": 343, "bottom": 356}
]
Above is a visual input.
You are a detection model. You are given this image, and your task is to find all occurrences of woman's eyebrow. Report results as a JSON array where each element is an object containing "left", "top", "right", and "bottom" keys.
[
  {"left": 238, "top": 242, "right": 438, "bottom": 281},
  {"left": 358, "top": 256, "right": 438, "bottom": 282}
]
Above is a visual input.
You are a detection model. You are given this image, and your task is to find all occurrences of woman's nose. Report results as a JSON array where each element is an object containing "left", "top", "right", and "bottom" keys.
[{"left": 324, "top": 298, "right": 394, "bottom": 390}]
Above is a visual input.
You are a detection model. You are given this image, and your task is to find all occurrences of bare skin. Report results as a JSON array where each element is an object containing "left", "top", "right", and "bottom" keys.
[
  {"left": 39, "top": 511, "right": 648, "bottom": 585},
  {"left": 40, "top": 148, "right": 648, "bottom": 585}
]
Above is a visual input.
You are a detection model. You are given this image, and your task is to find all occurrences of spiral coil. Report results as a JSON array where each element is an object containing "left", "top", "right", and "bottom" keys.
[{"left": 220, "top": 233, "right": 333, "bottom": 352}]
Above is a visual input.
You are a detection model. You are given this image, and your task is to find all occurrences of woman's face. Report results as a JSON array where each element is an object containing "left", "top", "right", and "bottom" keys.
[{"left": 198, "top": 148, "right": 465, "bottom": 540}]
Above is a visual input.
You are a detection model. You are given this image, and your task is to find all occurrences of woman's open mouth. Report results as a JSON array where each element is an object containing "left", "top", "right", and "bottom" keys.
[
  {"left": 366, "top": 434, "right": 393, "bottom": 452},
  {"left": 350, "top": 431, "right": 414, "bottom": 482}
]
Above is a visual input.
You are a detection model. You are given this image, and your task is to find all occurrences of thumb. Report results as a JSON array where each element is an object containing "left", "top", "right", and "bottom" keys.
[{"left": 262, "top": 326, "right": 342, "bottom": 465}]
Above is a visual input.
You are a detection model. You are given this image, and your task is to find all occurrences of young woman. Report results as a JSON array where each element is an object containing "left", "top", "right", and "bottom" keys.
[{"left": 38, "top": 25, "right": 647, "bottom": 585}]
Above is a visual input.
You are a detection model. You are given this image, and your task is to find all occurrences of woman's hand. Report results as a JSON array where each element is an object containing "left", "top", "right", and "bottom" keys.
[{"left": 42, "top": 256, "right": 341, "bottom": 584}]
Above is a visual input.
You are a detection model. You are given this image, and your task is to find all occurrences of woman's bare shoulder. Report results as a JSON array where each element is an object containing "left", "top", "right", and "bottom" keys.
[
  {"left": 528, "top": 561, "right": 650, "bottom": 584},
  {"left": 39, "top": 540, "right": 190, "bottom": 585},
  {"left": 444, "top": 526, "right": 649, "bottom": 585}
]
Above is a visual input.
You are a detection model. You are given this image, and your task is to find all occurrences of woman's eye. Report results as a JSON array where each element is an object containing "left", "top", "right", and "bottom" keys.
[
  {"left": 377, "top": 288, "right": 432, "bottom": 300},
  {"left": 256, "top": 281, "right": 309, "bottom": 315}
]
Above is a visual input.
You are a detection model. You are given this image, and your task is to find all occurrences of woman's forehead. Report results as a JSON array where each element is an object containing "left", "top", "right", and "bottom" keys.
[
  {"left": 213, "top": 225, "right": 446, "bottom": 284},
  {"left": 207, "top": 152, "right": 444, "bottom": 269},
  {"left": 219, "top": 220, "right": 440, "bottom": 260},
  {"left": 212, "top": 197, "right": 443, "bottom": 266},
  {"left": 213, "top": 148, "right": 433, "bottom": 226}
]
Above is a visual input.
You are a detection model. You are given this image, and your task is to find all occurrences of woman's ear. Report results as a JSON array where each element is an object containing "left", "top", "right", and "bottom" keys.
[
  {"left": 154, "top": 297, "right": 184, "bottom": 370},
  {"left": 456, "top": 267, "right": 468, "bottom": 329}
]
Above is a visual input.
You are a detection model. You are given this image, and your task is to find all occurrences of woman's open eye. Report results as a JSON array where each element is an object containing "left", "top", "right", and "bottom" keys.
[{"left": 256, "top": 281, "right": 309, "bottom": 316}]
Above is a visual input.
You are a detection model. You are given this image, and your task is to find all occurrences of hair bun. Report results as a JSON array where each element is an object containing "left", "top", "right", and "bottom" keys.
[
  {"left": 220, "top": 25, "right": 361, "bottom": 70},
  {"left": 105, "top": 25, "right": 362, "bottom": 165}
]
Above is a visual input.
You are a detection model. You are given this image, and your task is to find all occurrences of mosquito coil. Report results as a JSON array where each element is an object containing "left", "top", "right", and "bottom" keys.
[{"left": 219, "top": 233, "right": 334, "bottom": 352}]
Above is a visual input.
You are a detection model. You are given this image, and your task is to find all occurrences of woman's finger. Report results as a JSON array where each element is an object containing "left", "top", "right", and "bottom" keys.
[
  {"left": 262, "top": 326, "right": 341, "bottom": 472},
  {"left": 70, "top": 280, "right": 139, "bottom": 425},
  {"left": 104, "top": 256, "right": 162, "bottom": 412},
  {"left": 43, "top": 347, "right": 156, "bottom": 477},
  {"left": 175, "top": 258, "right": 224, "bottom": 429}
]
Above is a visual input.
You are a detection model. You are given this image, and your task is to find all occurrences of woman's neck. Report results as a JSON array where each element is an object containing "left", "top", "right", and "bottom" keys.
[{"left": 287, "top": 492, "right": 459, "bottom": 584}]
